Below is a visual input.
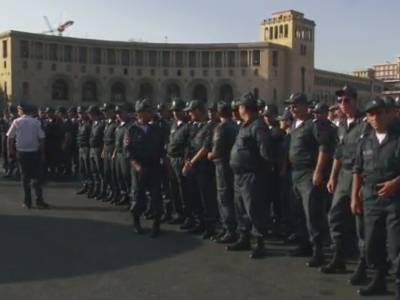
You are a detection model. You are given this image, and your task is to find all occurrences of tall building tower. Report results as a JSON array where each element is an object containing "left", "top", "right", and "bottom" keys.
[{"left": 260, "top": 10, "right": 316, "bottom": 97}]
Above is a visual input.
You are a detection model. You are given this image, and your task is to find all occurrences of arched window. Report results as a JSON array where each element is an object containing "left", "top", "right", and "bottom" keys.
[
  {"left": 279, "top": 25, "right": 283, "bottom": 38},
  {"left": 52, "top": 79, "right": 69, "bottom": 100},
  {"left": 264, "top": 28, "right": 268, "bottom": 40},
  {"left": 82, "top": 81, "right": 97, "bottom": 102},
  {"left": 110, "top": 81, "right": 126, "bottom": 102},
  {"left": 300, "top": 67, "right": 306, "bottom": 93},
  {"left": 269, "top": 27, "right": 274, "bottom": 40},
  {"left": 284, "top": 24, "right": 289, "bottom": 37},
  {"left": 253, "top": 88, "right": 259, "bottom": 99},
  {"left": 274, "top": 26, "right": 278, "bottom": 39},
  {"left": 22, "top": 81, "right": 29, "bottom": 96}
]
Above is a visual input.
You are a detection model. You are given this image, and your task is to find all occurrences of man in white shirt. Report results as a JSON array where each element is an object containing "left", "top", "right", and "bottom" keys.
[{"left": 7, "top": 103, "right": 49, "bottom": 209}]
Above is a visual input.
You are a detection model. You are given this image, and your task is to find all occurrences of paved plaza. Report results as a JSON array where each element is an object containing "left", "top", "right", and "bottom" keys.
[{"left": 0, "top": 180, "right": 395, "bottom": 300}]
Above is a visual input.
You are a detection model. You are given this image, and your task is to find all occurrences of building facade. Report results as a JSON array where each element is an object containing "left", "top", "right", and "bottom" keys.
[{"left": 0, "top": 10, "right": 383, "bottom": 109}]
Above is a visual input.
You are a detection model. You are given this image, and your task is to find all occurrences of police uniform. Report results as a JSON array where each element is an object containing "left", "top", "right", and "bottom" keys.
[
  {"left": 353, "top": 98, "right": 400, "bottom": 297},
  {"left": 124, "top": 99, "right": 166, "bottom": 237},
  {"left": 67, "top": 106, "right": 80, "bottom": 176},
  {"left": 228, "top": 93, "right": 274, "bottom": 259},
  {"left": 285, "top": 92, "right": 336, "bottom": 267},
  {"left": 57, "top": 106, "right": 75, "bottom": 176},
  {"left": 43, "top": 107, "right": 62, "bottom": 177}
]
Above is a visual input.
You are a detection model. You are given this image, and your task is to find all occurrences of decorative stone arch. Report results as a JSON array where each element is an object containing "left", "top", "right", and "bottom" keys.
[
  {"left": 106, "top": 77, "right": 131, "bottom": 103},
  {"left": 47, "top": 73, "right": 75, "bottom": 102},
  {"left": 133, "top": 77, "right": 158, "bottom": 102},
  {"left": 77, "top": 75, "right": 103, "bottom": 102},
  {"left": 186, "top": 78, "right": 212, "bottom": 102},
  {"left": 213, "top": 78, "right": 237, "bottom": 102},
  {"left": 160, "top": 78, "right": 185, "bottom": 103}
]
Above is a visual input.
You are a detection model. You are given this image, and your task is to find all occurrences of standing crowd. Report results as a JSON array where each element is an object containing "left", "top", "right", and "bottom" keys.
[{"left": 2, "top": 85, "right": 400, "bottom": 298}]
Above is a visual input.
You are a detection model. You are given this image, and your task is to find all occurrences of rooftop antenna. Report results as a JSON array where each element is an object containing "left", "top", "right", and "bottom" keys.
[{"left": 42, "top": 13, "right": 74, "bottom": 36}]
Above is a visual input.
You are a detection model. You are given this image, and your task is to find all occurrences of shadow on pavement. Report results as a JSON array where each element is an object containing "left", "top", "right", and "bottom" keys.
[
  {"left": 49, "top": 205, "right": 127, "bottom": 213},
  {"left": 0, "top": 215, "right": 202, "bottom": 284}
]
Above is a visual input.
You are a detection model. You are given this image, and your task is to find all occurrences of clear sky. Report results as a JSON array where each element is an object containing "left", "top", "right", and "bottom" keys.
[{"left": 1, "top": 0, "right": 397, "bottom": 73}]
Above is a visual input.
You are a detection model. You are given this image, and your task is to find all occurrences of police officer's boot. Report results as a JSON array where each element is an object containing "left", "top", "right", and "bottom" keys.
[
  {"left": 187, "top": 220, "right": 206, "bottom": 235},
  {"left": 348, "top": 257, "right": 368, "bottom": 285},
  {"left": 95, "top": 190, "right": 107, "bottom": 201},
  {"left": 76, "top": 184, "right": 89, "bottom": 195},
  {"left": 87, "top": 186, "right": 100, "bottom": 199},
  {"left": 85, "top": 185, "right": 94, "bottom": 196},
  {"left": 395, "top": 278, "right": 400, "bottom": 300},
  {"left": 211, "top": 229, "right": 226, "bottom": 241},
  {"left": 179, "top": 218, "right": 195, "bottom": 230},
  {"left": 150, "top": 218, "right": 161, "bottom": 238},
  {"left": 200, "top": 223, "right": 217, "bottom": 240},
  {"left": 226, "top": 231, "right": 252, "bottom": 251},
  {"left": 115, "top": 194, "right": 129, "bottom": 206},
  {"left": 132, "top": 217, "right": 144, "bottom": 235},
  {"left": 159, "top": 213, "right": 173, "bottom": 223},
  {"left": 3, "top": 169, "right": 13, "bottom": 178},
  {"left": 284, "top": 233, "right": 300, "bottom": 244},
  {"left": 215, "top": 229, "right": 238, "bottom": 244},
  {"left": 358, "top": 269, "right": 387, "bottom": 296},
  {"left": 104, "top": 191, "right": 117, "bottom": 203},
  {"left": 287, "top": 241, "right": 313, "bottom": 257},
  {"left": 320, "top": 247, "right": 346, "bottom": 274},
  {"left": 250, "top": 237, "right": 267, "bottom": 259},
  {"left": 306, "top": 245, "right": 325, "bottom": 267}
]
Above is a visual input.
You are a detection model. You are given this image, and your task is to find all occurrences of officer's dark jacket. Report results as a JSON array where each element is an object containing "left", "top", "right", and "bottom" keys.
[
  {"left": 230, "top": 116, "right": 274, "bottom": 173},
  {"left": 185, "top": 121, "right": 204, "bottom": 159},
  {"left": 153, "top": 117, "right": 171, "bottom": 145},
  {"left": 268, "top": 122, "right": 286, "bottom": 170},
  {"left": 76, "top": 119, "right": 92, "bottom": 148},
  {"left": 103, "top": 119, "right": 118, "bottom": 147},
  {"left": 167, "top": 119, "right": 188, "bottom": 158},
  {"left": 212, "top": 119, "right": 239, "bottom": 163},
  {"left": 89, "top": 120, "right": 106, "bottom": 148},
  {"left": 353, "top": 128, "right": 400, "bottom": 186},
  {"left": 278, "top": 132, "right": 290, "bottom": 170},
  {"left": 114, "top": 120, "right": 133, "bottom": 153},
  {"left": 189, "top": 120, "right": 218, "bottom": 159},
  {"left": 60, "top": 118, "right": 74, "bottom": 136},
  {"left": 124, "top": 123, "right": 166, "bottom": 165},
  {"left": 0, "top": 118, "right": 10, "bottom": 136},
  {"left": 45, "top": 118, "right": 62, "bottom": 142},
  {"left": 334, "top": 112, "right": 367, "bottom": 170},
  {"left": 289, "top": 116, "right": 336, "bottom": 170}
]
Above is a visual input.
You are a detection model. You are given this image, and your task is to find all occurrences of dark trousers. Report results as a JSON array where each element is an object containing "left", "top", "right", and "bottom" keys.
[
  {"left": 234, "top": 170, "right": 270, "bottom": 237},
  {"left": 328, "top": 168, "right": 365, "bottom": 256},
  {"left": 130, "top": 164, "right": 163, "bottom": 218},
  {"left": 79, "top": 147, "right": 92, "bottom": 185},
  {"left": 16, "top": 151, "right": 43, "bottom": 204},
  {"left": 161, "top": 163, "right": 172, "bottom": 215},
  {"left": 169, "top": 157, "right": 185, "bottom": 219},
  {"left": 61, "top": 145, "right": 73, "bottom": 173},
  {"left": 215, "top": 161, "right": 237, "bottom": 230},
  {"left": 1, "top": 134, "right": 8, "bottom": 169},
  {"left": 280, "top": 168, "right": 296, "bottom": 231},
  {"left": 362, "top": 184, "right": 400, "bottom": 274},
  {"left": 115, "top": 152, "right": 131, "bottom": 195},
  {"left": 103, "top": 146, "right": 116, "bottom": 192},
  {"left": 187, "top": 161, "right": 218, "bottom": 223},
  {"left": 44, "top": 141, "right": 60, "bottom": 174},
  {"left": 89, "top": 147, "right": 104, "bottom": 191},
  {"left": 72, "top": 144, "right": 79, "bottom": 174},
  {"left": 292, "top": 169, "right": 327, "bottom": 248},
  {"left": 268, "top": 167, "right": 282, "bottom": 221}
]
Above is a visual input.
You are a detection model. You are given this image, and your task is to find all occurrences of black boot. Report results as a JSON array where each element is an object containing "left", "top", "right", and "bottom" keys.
[
  {"left": 102, "top": 191, "right": 115, "bottom": 203},
  {"left": 159, "top": 214, "right": 173, "bottom": 223},
  {"left": 109, "top": 193, "right": 120, "bottom": 205},
  {"left": 215, "top": 230, "right": 238, "bottom": 244},
  {"left": 226, "top": 231, "right": 252, "bottom": 251},
  {"left": 179, "top": 218, "right": 195, "bottom": 230},
  {"left": 348, "top": 257, "right": 368, "bottom": 285},
  {"left": 306, "top": 246, "right": 325, "bottom": 267},
  {"left": 76, "top": 184, "right": 89, "bottom": 195},
  {"left": 320, "top": 248, "right": 346, "bottom": 274},
  {"left": 200, "top": 225, "right": 217, "bottom": 240},
  {"left": 395, "top": 279, "right": 400, "bottom": 300},
  {"left": 187, "top": 222, "right": 206, "bottom": 235},
  {"left": 95, "top": 191, "right": 107, "bottom": 201},
  {"left": 150, "top": 218, "right": 161, "bottom": 238},
  {"left": 86, "top": 186, "right": 98, "bottom": 198},
  {"left": 287, "top": 242, "right": 313, "bottom": 257},
  {"left": 358, "top": 269, "right": 387, "bottom": 296},
  {"left": 132, "top": 217, "right": 144, "bottom": 235},
  {"left": 250, "top": 237, "right": 267, "bottom": 259},
  {"left": 115, "top": 194, "right": 130, "bottom": 206},
  {"left": 212, "top": 229, "right": 227, "bottom": 241},
  {"left": 284, "top": 233, "right": 300, "bottom": 244},
  {"left": 3, "top": 169, "right": 13, "bottom": 178},
  {"left": 85, "top": 185, "right": 94, "bottom": 196}
]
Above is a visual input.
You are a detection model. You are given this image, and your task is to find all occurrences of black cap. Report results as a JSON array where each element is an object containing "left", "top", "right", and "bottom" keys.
[
  {"left": 157, "top": 103, "right": 167, "bottom": 112},
  {"left": 257, "top": 99, "right": 266, "bottom": 109},
  {"left": 77, "top": 106, "right": 87, "bottom": 113},
  {"left": 170, "top": 99, "right": 186, "bottom": 111},
  {"left": 284, "top": 92, "right": 309, "bottom": 105},
  {"left": 101, "top": 102, "right": 116, "bottom": 112},
  {"left": 236, "top": 93, "right": 257, "bottom": 108},
  {"left": 329, "top": 104, "right": 339, "bottom": 111},
  {"left": 365, "top": 97, "right": 386, "bottom": 113},
  {"left": 383, "top": 96, "right": 395, "bottom": 108},
  {"left": 67, "top": 106, "right": 77, "bottom": 114},
  {"left": 207, "top": 102, "right": 218, "bottom": 111},
  {"left": 183, "top": 100, "right": 206, "bottom": 112},
  {"left": 116, "top": 102, "right": 134, "bottom": 113},
  {"left": 262, "top": 104, "right": 279, "bottom": 116},
  {"left": 44, "top": 107, "right": 55, "bottom": 113},
  {"left": 335, "top": 86, "right": 358, "bottom": 99},
  {"left": 87, "top": 105, "right": 101, "bottom": 114},
  {"left": 135, "top": 99, "right": 152, "bottom": 112},
  {"left": 231, "top": 99, "right": 238, "bottom": 111},
  {"left": 308, "top": 99, "right": 318, "bottom": 108},
  {"left": 56, "top": 106, "right": 67, "bottom": 114},
  {"left": 277, "top": 107, "right": 293, "bottom": 122},
  {"left": 395, "top": 97, "right": 400, "bottom": 108},
  {"left": 310, "top": 102, "right": 329, "bottom": 114},
  {"left": 217, "top": 101, "right": 231, "bottom": 114},
  {"left": 18, "top": 102, "right": 37, "bottom": 113}
]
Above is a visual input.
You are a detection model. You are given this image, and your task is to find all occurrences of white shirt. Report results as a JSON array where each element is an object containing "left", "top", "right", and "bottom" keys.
[
  {"left": 7, "top": 115, "right": 45, "bottom": 152},
  {"left": 295, "top": 120, "right": 304, "bottom": 128},
  {"left": 346, "top": 118, "right": 354, "bottom": 127},
  {"left": 375, "top": 132, "right": 387, "bottom": 144}
]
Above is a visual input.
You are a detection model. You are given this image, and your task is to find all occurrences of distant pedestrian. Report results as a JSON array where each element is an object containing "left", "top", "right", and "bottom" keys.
[{"left": 6, "top": 103, "right": 49, "bottom": 209}]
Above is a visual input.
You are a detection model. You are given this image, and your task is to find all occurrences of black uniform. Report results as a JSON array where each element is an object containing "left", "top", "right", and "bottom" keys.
[
  {"left": 102, "top": 118, "right": 118, "bottom": 197},
  {"left": 89, "top": 118, "right": 106, "bottom": 197},
  {"left": 76, "top": 118, "right": 92, "bottom": 191}
]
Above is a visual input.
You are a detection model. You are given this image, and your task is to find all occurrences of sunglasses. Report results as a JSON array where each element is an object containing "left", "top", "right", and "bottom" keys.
[{"left": 337, "top": 97, "right": 351, "bottom": 104}]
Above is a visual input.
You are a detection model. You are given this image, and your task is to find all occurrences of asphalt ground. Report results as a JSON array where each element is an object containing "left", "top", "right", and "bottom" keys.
[{"left": 0, "top": 179, "right": 396, "bottom": 300}]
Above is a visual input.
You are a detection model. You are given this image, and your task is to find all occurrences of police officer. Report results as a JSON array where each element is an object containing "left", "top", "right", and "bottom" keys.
[
  {"left": 285, "top": 92, "right": 336, "bottom": 267},
  {"left": 228, "top": 93, "right": 274, "bottom": 259},
  {"left": 256, "top": 99, "right": 266, "bottom": 116},
  {"left": 43, "top": 107, "right": 62, "bottom": 178},
  {"left": 1, "top": 107, "right": 12, "bottom": 175},
  {"left": 7, "top": 103, "right": 49, "bottom": 209},
  {"left": 231, "top": 99, "right": 241, "bottom": 125},
  {"left": 352, "top": 98, "right": 400, "bottom": 297},
  {"left": 207, "top": 102, "right": 219, "bottom": 122},
  {"left": 75, "top": 106, "right": 93, "bottom": 195},
  {"left": 207, "top": 101, "right": 239, "bottom": 243},
  {"left": 3, "top": 106, "right": 18, "bottom": 178},
  {"left": 383, "top": 96, "right": 400, "bottom": 131},
  {"left": 394, "top": 97, "right": 400, "bottom": 118},
  {"left": 166, "top": 99, "right": 188, "bottom": 225},
  {"left": 112, "top": 103, "right": 134, "bottom": 206},
  {"left": 100, "top": 103, "right": 118, "bottom": 201},
  {"left": 124, "top": 99, "right": 166, "bottom": 238},
  {"left": 182, "top": 100, "right": 219, "bottom": 238},
  {"left": 57, "top": 106, "right": 75, "bottom": 176},
  {"left": 67, "top": 106, "right": 80, "bottom": 177},
  {"left": 320, "top": 86, "right": 368, "bottom": 285},
  {"left": 87, "top": 105, "right": 106, "bottom": 199}
]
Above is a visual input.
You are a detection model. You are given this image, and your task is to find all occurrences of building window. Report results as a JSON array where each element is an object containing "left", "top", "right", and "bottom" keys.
[
  {"left": 110, "top": 82, "right": 126, "bottom": 102},
  {"left": 254, "top": 88, "right": 259, "bottom": 98},
  {"left": 95, "top": 66, "right": 100, "bottom": 73},
  {"left": 272, "top": 51, "right": 278, "bottom": 67},
  {"left": 202, "top": 70, "right": 208, "bottom": 77},
  {"left": 190, "top": 70, "right": 195, "bottom": 77},
  {"left": 80, "top": 66, "right": 86, "bottom": 73},
  {"left": 107, "top": 49, "right": 116, "bottom": 65},
  {"left": 188, "top": 51, "right": 196, "bottom": 68},
  {"left": 229, "top": 69, "right": 234, "bottom": 76},
  {"left": 78, "top": 47, "right": 88, "bottom": 63},
  {"left": 51, "top": 63, "right": 57, "bottom": 71},
  {"left": 109, "top": 67, "right": 114, "bottom": 74},
  {"left": 201, "top": 51, "right": 210, "bottom": 68},
  {"left": 215, "top": 51, "right": 223, "bottom": 68},
  {"left": 254, "top": 69, "right": 259, "bottom": 76},
  {"left": 36, "top": 62, "right": 42, "bottom": 70},
  {"left": 137, "top": 69, "right": 142, "bottom": 76},
  {"left": 273, "top": 88, "right": 277, "bottom": 101},
  {"left": 175, "top": 51, "right": 184, "bottom": 68},
  {"left": 135, "top": 50, "right": 144, "bottom": 67},
  {"left": 269, "top": 27, "right": 274, "bottom": 40},
  {"left": 93, "top": 48, "right": 102, "bottom": 64},
  {"left": 123, "top": 68, "right": 128, "bottom": 75},
  {"left": 52, "top": 79, "right": 69, "bottom": 100},
  {"left": 20, "top": 40, "right": 29, "bottom": 58},
  {"left": 49, "top": 44, "right": 58, "bottom": 61},
  {"left": 240, "top": 51, "right": 248, "bottom": 67},
  {"left": 177, "top": 69, "right": 182, "bottom": 76},
  {"left": 252, "top": 50, "right": 261, "bottom": 66},
  {"left": 216, "top": 70, "right": 221, "bottom": 77},
  {"left": 82, "top": 81, "right": 97, "bottom": 102},
  {"left": 162, "top": 51, "right": 171, "bottom": 68},
  {"left": 121, "top": 49, "right": 130, "bottom": 66},
  {"left": 241, "top": 69, "right": 246, "bottom": 76},
  {"left": 301, "top": 67, "right": 306, "bottom": 92},
  {"left": 148, "top": 50, "right": 157, "bottom": 67},
  {"left": 284, "top": 24, "right": 289, "bottom": 37},
  {"left": 150, "top": 69, "right": 155, "bottom": 76},
  {"left": 2, "top": 40, "right": 7, "bottom": 58},
  {"left": 34, "top": 42, "right": 43, "bottom": 60},
  {"left": 227, "top": 51, "right": 235, "bottom": 68},
  {"left": 22, "top": 82, "right": 29, "bottom": 96},
  {"left": 300, "top": 44, "right": 307, "bottom": 56},
  {"left": 63, "top": 45, "right": 73, "bottom": 62},
  {"left": 22, "top": 61, "right": 28, "bottom": 69},
  {"left": 66, "top": 65, "right": 72, "bottom": 72},
  {"left": 164, "top": 69, "right": 169, "bottom": 76}
]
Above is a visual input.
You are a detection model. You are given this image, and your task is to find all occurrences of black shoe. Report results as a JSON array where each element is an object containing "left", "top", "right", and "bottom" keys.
[
  {"left": 395, "top": 279, "right": 400, "bottom": 300},
  {"left": 85, "top": 186, "right": 94, "bottom": 196},
  {"left": 3, "top": 170, "right": 13, "bottom": 178},
  {"left": 95, "top": 192, "right": 107, "bottom": 201},
  {"left": 115, "top": 196, "right": 129, "bottom": 206},
  {"left": 201, "top": 229, "right": 217, "bottom": 240},
  {"left": 150, "top": 219, "right": 161, "bottom": 238},
  {"left": 212, "top": 229, "right": 227, "bottom": 241},
  {"left": 320, "top": 250, "right": 347, "bottom": 274},
  {"left": 144, "top": 213, "right": 155, "bottom": 220},
  {"left": 187, "top": 223, "right": 206, "bottom": 235},
  {"left": 167, "top": 217, "right": 185, "bottom": 225},
  {"left": 179, "top": 219, "right": 195, "bottom": 230},
  {"left": 22, "top": 203, "right": 32, "bottom": 210},
  {"left": 287, "top": 244, "right": 313, "bottom": 257},
  {"left": 250, "top": 238, "right": 267, "bottom": 259},
  {"left": 132, "top": 217, "right": 144, "bottom": 235},
  {"left": 348, "top": 257, "right": 368, "bottom": 285},
  {"left": 284, "top": 234, "right": 300, "bottom": 244},
  {"left": 159, "top": 214, "right": 173, "bottom": 223},
  {"left": 36, "top": 201, "right": 50, "bottom": 209},
  {"left": 76, "top": 185, "right": 89, "bottom": 195},
  {"left": 215, "top": 231, "right": 238, "bottom": 244},
  {"left": 226, "top": 232, "right": 252, "bottom": 251},
  {"left": 102, "top": 192, "right": 115, "bottom": 203},
  {"left": 306, "top": 250, "right": 325, "bottom": 267},
  {"left": 358, "top": 270, "right": 387, "bottom": 296},
  {"left": 86, "top": 189, "right": 99, "bottom": 199}
]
